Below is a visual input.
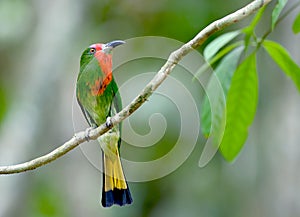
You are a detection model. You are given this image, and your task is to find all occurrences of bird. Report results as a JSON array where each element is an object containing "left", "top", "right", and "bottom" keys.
[{"left": 76, "top": 40, "right": 132, "bottom": 207}]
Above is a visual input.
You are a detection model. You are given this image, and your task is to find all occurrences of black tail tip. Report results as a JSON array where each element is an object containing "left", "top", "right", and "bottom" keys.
[{"left": 101, "top": 188, "right": 133, "bottom": 207}]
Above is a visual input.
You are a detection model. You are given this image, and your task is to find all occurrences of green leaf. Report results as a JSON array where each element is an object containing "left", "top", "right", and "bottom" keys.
[
  {"left": 203, "top": 31, "right": 241, "bottom": 61},
  {"left": 272, "top": 0, "right": 288, "bottom": 30},
  {"left": 244, "top": 6, "right": 266, "bottom": 33},
  {"left": 201, "top": 46, "right": 244, "bottom": 137},
  {"left": 219, "top": 53, "right": 258, "bottom": 161},
  {"left": 263, "top": 40, "right": 300, "bottom": 92},
  {"left": 194, "top": 41, "right": 243, "bottom": 79},
  {"left": 208, "top": 41, "right": 243, "bottom": 67},
  {"left": 292, "top": 13, "right": 300, "bottom": 34}
]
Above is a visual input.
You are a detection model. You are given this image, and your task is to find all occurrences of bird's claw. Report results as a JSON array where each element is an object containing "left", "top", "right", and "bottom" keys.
[
  {"left": 85, "top": 126, "right": 96, "bottom": 142},
  {"left": 106, "top": 117, "right": 113, "bottom": 128}
]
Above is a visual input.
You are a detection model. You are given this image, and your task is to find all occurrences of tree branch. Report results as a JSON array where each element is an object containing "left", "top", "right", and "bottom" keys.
[{"left": 0, "top": 0, "right": 272, "bottom": 175}]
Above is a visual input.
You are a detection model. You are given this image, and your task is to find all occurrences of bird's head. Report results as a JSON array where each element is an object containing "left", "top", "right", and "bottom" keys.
[
  {"left": 88, "top": 40, "right": 125, "bottom": 56},
  {"left": 79, "top": 40, "right": 125, "bottom": 72}
]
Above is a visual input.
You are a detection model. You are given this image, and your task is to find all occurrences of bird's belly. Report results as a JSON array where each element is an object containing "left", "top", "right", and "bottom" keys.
[{"left": 83, "top": 93, "right": 113, "bottom": 126}]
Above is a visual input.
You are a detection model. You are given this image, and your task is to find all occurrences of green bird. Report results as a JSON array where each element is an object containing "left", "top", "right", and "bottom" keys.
[{"left": 76, "top": 40, "right": 132, "bottom": 207}]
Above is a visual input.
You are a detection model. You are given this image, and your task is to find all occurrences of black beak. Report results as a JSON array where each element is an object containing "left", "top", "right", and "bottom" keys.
[
  {"left": 106, "top": 40, "right": 125, "bottom": 48},
  {"left": 103, "top": 40, "right": 125, "bottom": 54}
]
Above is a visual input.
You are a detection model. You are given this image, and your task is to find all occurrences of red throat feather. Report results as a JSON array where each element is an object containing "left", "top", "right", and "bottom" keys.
[{"left": 91, "top": 74, "right": 113, "bottom": 96}]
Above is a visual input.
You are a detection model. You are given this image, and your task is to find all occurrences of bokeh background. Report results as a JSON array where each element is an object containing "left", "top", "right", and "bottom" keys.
[{"left": 0, "top": 0, "right": 300, "bottom": 216}]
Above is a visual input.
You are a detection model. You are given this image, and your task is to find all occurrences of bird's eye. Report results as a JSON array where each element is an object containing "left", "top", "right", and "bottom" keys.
[{"left": 89, "top": 48, "right": 96, "bottom": 54}]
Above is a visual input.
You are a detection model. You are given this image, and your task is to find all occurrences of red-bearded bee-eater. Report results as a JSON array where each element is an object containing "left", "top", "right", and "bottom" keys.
[{"left": 76, "top": 40, "right": 132, "bottom": 207}]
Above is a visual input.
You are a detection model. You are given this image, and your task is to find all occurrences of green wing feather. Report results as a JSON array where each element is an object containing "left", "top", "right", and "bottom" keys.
[{"left": 110, "top": 78, "right": 122, "bottom": 149}]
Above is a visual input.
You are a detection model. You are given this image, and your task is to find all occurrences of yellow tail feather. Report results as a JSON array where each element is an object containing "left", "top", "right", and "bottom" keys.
[{"left": 103, "top": 149, "right": 128, "bottom": 191}]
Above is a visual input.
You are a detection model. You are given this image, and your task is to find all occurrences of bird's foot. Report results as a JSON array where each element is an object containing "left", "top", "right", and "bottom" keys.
[
  {"left": 85, "top": 125, "right": 97, "bottom": 142},
  {"left": 106, "top": 117, "right": 113, "bottom": 128}
]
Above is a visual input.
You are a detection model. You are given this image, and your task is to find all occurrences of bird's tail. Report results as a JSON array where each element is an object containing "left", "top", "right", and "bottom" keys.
[{"left": 101, "top": 149, "right": 132, "bottom": 207}]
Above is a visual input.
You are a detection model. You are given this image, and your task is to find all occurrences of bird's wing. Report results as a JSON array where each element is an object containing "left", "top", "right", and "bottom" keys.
[
  {"left": 77, "top": 97, "right": 98, "bottom": 127},
  {"left": 110, "top": 78, "right": 122, "bottom": 148}
]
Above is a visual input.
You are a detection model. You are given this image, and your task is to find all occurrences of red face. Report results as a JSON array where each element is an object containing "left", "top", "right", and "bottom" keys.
[{"left": 88, "top": 43, "right": 104, "bottom": 54}]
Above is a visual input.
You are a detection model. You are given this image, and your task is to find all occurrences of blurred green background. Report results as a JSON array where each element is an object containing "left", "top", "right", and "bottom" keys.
[{"left": 0, "top": 0, "right": 300, "bottom": 216}]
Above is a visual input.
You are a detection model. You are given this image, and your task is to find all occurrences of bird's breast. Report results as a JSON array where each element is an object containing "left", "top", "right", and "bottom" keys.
[{"left": 91, "top": 73, "right": 113, "bottom": 96}]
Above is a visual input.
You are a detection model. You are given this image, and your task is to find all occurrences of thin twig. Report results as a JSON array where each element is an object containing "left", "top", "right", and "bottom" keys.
[{"left": 0, "top": 0, "right": 272, "bottom": 175}]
